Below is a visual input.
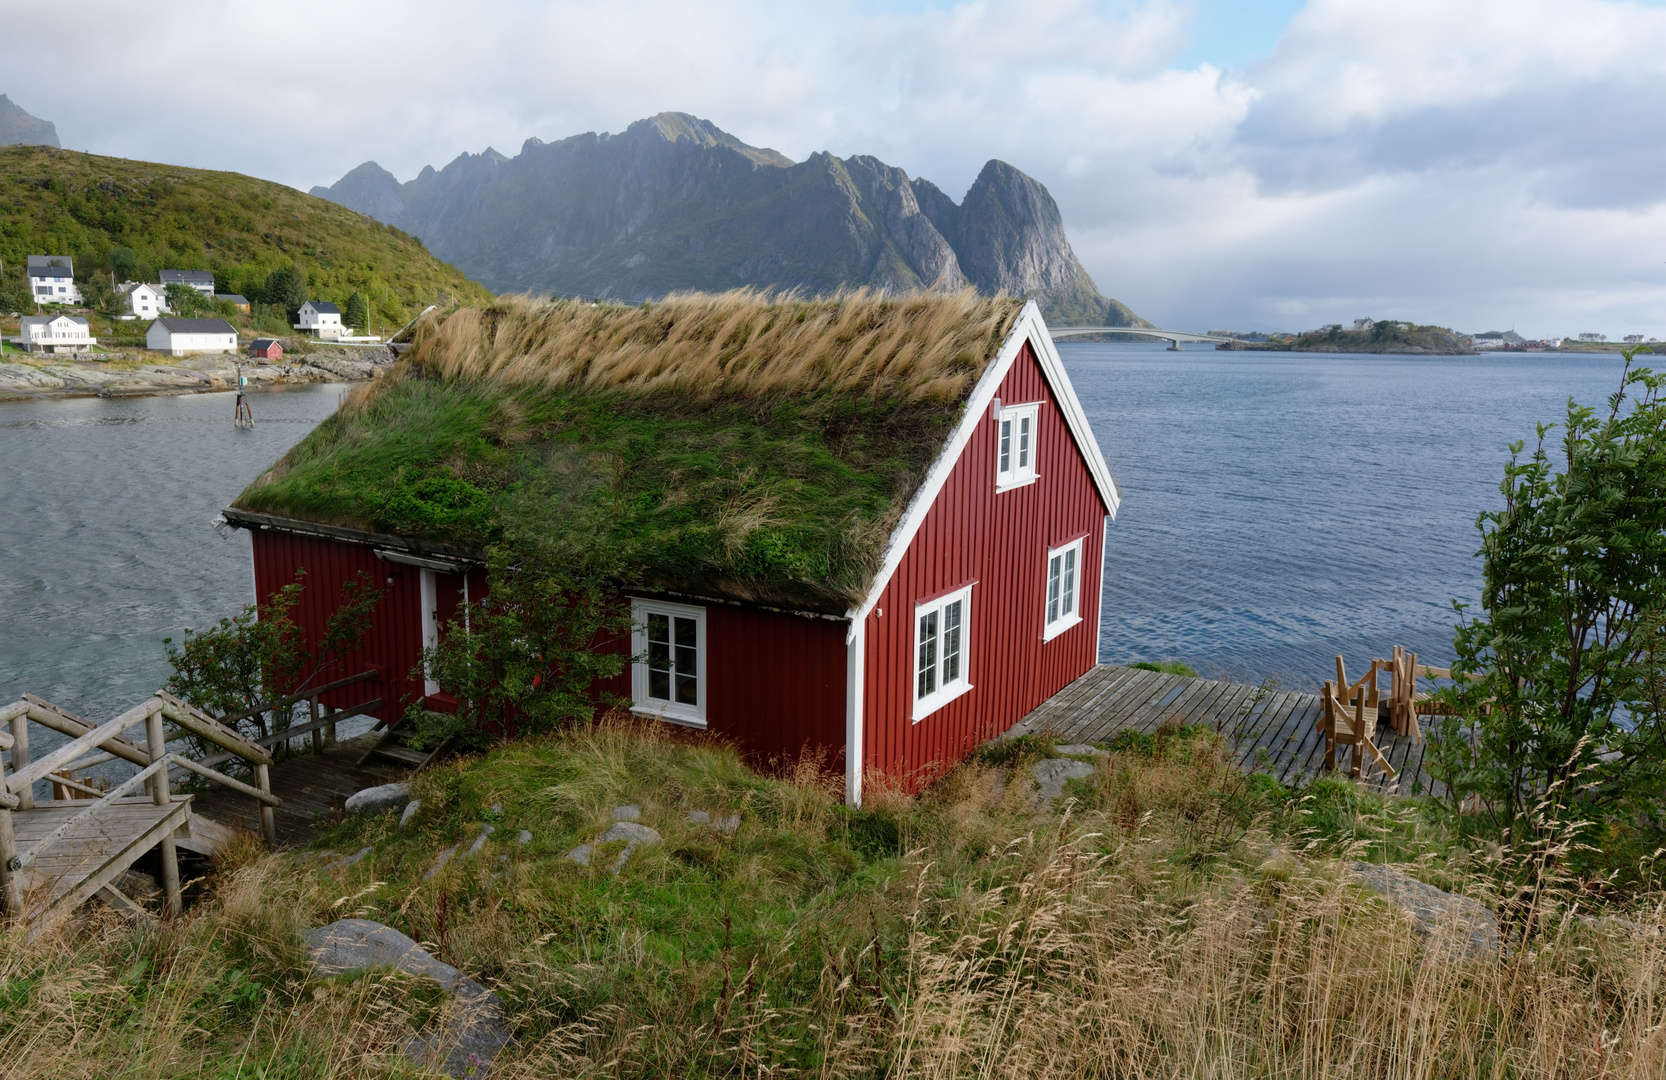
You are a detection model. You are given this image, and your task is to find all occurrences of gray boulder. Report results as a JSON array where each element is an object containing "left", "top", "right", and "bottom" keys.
[
  {"left": 610, "top": 804, "right": 641, "bottom": 822},
  {"left": 345, "top": 782, "right": 411, "bottom": 816},
  {"left": 304, "top": 918, "right": 512, "bottom": 1078},
  {"left": 398, "top": 800, "right": 422, "bottom": 831},
  {"left": 1351, "top": 862, "right": 1499, "bottom": 959},
  {"left": 1030, "top": 758, "right": 1097, "bottom": 802},
  {"left": 1054, "top": 744, "right": 1109, "bottom": 758}
]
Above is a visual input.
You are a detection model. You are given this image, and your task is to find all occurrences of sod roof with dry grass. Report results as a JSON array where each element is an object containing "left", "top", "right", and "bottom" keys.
[{"left": 236, "top": 290, "right": 1025, "bottom": 612}]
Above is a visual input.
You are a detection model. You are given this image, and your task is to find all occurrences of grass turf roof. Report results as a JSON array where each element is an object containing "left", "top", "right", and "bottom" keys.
[{"left": 235, "top": 290, "right": 1024, "bottom": 612}]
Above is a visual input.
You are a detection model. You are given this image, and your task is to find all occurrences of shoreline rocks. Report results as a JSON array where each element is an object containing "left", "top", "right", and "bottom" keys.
[{"left": 0, "top": 345, "right": 396, "bottom": 402}]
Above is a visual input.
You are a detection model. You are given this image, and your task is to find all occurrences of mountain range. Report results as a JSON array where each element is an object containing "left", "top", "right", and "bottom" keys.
[
  {"left": 0, "top": 95, "right": 59, "bottom": 148},
  {"left": 312, "top": 113, "right": 1144, "bottom": 326}
]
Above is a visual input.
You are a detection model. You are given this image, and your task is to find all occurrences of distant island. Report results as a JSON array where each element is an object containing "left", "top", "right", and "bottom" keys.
[{"left": 1212, "top": 321, "right": 1475, "bottom": 355}]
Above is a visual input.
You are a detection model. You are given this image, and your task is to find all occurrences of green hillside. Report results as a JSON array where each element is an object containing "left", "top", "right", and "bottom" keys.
[{"left": 0, "top": 146, "right": 492, "bottom": 331}]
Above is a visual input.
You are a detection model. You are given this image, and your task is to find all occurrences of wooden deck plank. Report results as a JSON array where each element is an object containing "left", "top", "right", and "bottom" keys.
[
  {"left": 192, "top": 731, "right": 406, "bottom": 846},
  {"left": 1052, "top": 667, "right": 1147, "bottom": 731},
  {"left": 1173, "top": 678, "right": 1236, "bottom": 726},
  {"left": 1073, "top": 671, "right": 1174, "bottom": 743},
  {"left": 1111, "top": 674, "right": 1189, "bottom": 735},
  {"left": 1149, "top": 677, "right": 1219, "bottom": 728}
]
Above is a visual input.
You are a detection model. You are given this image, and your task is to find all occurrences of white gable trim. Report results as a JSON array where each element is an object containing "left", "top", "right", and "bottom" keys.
[
  {"left": 840, "top": 301, "right": 1119, "bottom": 805},
  {"left": 844, "top": 301, "right": 1118, "bottom": 638}
]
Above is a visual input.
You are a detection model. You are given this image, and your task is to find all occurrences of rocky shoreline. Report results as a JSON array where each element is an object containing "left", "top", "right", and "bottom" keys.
[{"left": 0, "top": 345, "right": 398, "bottom": 402}]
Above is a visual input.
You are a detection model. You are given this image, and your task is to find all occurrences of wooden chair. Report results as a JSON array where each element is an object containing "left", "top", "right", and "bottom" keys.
[
  {"left": 1376, "top": 645, "right": 1461, "bottom": 743},
  {"left": 1317, "top": 656, "right": 1396, "bottom": 780}
]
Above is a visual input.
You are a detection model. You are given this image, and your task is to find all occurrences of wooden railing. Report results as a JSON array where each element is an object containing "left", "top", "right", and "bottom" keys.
[
  {"left": 206, "top": 670, "right": 382, "bottom": 761},
  {"left": 0, "top": 693, "right": 282, "bottom": 919}
]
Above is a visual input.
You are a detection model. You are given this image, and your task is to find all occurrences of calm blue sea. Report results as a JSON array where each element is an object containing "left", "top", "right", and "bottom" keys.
[
  {"left": 0, "top": 346, "right": 1631, "bottom": 727},
  {"left": 1066, "top": 342, "right": 1626, "bottom": 686}
]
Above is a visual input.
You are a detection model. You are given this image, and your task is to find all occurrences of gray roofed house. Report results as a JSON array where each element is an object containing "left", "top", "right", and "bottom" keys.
[
  {"left": 148, "top": 317, "right": 239, "bottom": 356},
  {"left": 25, "top": 255, "right": 81, "bottom": 304},
  {"left": 160, "top": 269, "right": 217, "bottom": 296},
  {"left": 308, "top": 301, "right": 341, "bottom": 314},
  {"left": 19, "top": 313, "right": 94, "bottom": 354}
]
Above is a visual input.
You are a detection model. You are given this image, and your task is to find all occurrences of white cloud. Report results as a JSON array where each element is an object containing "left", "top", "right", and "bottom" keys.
[{"left": 6, "top": 0, "right": 1665, "bottom": 337}]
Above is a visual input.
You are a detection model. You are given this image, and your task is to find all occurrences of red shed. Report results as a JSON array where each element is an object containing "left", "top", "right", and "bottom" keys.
[
  {"left": 221, "top": 294, "right": 1118, "bottom": 804},
  {"left": 249, "top": 338, "right": 283, "bottom": 360}
]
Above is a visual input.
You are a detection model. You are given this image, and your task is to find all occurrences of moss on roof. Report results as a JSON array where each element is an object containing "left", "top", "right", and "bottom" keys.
[{"left": 234, "top": 290, "right": 1023, "bottom": 613}]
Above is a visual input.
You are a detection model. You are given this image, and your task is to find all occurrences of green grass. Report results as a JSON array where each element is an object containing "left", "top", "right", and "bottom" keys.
[
  {"left": 237, "top": 374, "right": 957, "bottom": 611},
  {"left": 0, "top": 145, "right": 492, "bottom": 332},
  {"left": 1129, "top": 659, "right": 1199, "bottom": 677}
]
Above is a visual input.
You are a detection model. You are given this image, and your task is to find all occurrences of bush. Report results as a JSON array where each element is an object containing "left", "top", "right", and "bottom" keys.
[{"left": 1130, "top": 659, "right": 1198, "bottom": 677}]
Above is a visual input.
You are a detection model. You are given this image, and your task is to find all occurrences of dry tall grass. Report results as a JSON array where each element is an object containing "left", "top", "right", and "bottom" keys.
[
  {"left": 402, "top": 290, "right": 1024, "bottom": 404},
  {"left": 4, "top": 721, "right": 1665, "bottom": 1079}
]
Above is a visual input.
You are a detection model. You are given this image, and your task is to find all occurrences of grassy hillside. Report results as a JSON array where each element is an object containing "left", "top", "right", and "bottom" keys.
[
  {"left": 6, "top": 717, "right": 1665, "bottom": 1077},
  {"left": 0, "top": 146, "right": 492, "bottom": 332}
]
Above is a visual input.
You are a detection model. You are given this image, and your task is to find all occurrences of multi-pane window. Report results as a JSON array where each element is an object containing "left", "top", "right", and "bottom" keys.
[
  {"left": 913, "top": 584, "right": 974, "bottom": 720},
  {"left": 995, "top": 402, "right": 1041, "bottom": 489},
  {"left": 1043, "top": 537, "right": 1085, "bottom": 641},
  {"left": 630, "top": 599, "right": 706, "bottom": 726}
]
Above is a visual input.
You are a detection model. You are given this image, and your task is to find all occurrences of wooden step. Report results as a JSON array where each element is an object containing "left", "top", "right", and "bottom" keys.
[{"left": 371, "top": 745, "right": 431, "bottom": 766}]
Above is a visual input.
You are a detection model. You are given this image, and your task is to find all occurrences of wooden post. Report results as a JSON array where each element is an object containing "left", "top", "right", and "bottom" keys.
[
  {"left": 324, "top": 703, "right": 337, "bottom": 746},
  {"left": 0, "top": 807, "right": 22, "bottom": 918},
  {"left": 9, "top": 712, "right": 32, "bottom": 811},
  {"left": 309, "top": 695, "right": 322, "bottom": 755},
  {"left": 255, "top": 763, "right": 276, "bottom": 847},
  {"left": 145, "top": 709, "right": 181, "bottom": 918},
  {"left": 1322, "top": 681, "right": 1336, "bottom": 772}
]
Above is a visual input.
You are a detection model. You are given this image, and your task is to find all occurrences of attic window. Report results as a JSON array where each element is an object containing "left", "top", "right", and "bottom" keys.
[
  {"left": 913, "top": 583, "right": 974, "bottom": 721},
  {"left": 1042, "top": 537, "right": 1084, "bottom": 641},
  {"left": 995, "top": 402, "right": 1041, "bottom": 490},
  {"left": 630, "top": 597, "right": 706, "bottom": 728}
]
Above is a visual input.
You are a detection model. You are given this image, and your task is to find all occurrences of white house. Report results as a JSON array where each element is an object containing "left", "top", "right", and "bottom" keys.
[
  {"left": 148, "top": 317, "right": 238, "bottom": 356},
  {"left": 118, "top": 282, "right": 169, "bottom": 319},
  {"left": 295, "top": 300, "right": 344, "bottom": 339},
  {"left": 159, "top": 269, "right": 216, "bottom": 298},
  {"left": 19, "top": 314, "right": 95, "bottom": 354},
  {"left": 26, "top": 255, "right": 81, "bottom": 305}
]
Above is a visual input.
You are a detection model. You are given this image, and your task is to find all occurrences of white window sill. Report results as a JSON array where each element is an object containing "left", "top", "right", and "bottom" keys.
[
  {"left": 995, "top": 474, "right": 1040, "bottom": 493},
  {"left": 1042, "top": 612, "right": 1082, "bottom": 642},
  {"left": 912, "top": 679, "right": 974, "bottom": 723},
  {"left": 631, "top": 703, "right": 707, "bottom": 730}
]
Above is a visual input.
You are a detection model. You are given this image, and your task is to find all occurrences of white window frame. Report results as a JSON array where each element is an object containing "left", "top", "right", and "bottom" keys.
[
  {"left": 995, "top": 401, "right": 1042, "bottom": 491},
  {"left": 629, "top": 597, "right": 707, "bottom": 728},
  {"left": 1042, "top": 537, "right": 1085, "bottom": 641},
  {"left": 912, "top": 583, "right": 974, "bottom": 721}
]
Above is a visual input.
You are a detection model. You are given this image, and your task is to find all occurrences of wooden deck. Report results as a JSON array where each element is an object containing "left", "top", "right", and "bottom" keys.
[
  {"left": 15, "top": 796, "right": 193, "bottom": 922},
  {"left": 193, "top": 731, "right": 406, "bottom": 846},
  {"left": 1012, "top": 665, "right": 1444, "bottom": 795}
]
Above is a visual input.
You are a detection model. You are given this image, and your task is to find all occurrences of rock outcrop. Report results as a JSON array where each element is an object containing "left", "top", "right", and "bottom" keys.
[
  {"left": 312, "top": 112, "right": 1144, "bottom": 327},
  {"left": 0, "top": 95, "right": 59, "bottom": 148}
]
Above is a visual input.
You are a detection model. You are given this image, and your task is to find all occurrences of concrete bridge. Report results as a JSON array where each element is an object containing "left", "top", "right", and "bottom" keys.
[{"left": 1050, "top": 325, "right": 1234, "bottom": 350}]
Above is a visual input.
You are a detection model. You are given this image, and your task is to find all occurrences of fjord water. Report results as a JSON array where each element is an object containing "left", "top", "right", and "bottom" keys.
[
  {"left": 0, "top": 385, "right": 348, "bottom": 725},
  {"left": 1068, "top": 342, "right": 1625, "bottom": 686},
  {"left": 0, "top": 347, "right": 1631, "bottom": 729}
]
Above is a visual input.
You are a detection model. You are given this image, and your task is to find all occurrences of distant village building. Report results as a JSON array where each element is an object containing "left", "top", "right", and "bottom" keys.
[
  {"left": 1623, "top": 334, "right": 1644, "bottom": 344},
  {"left": 249, "top": 338, "right": 283, "bottom": 360},
  {"left": 159, "top": 270, "right": 216, "bottom": 298},
  {"left": 295, "top": 300, "right": 344, "bottom": 339},
  {"left": 26, "top": 256, "right": 81, "bottom": 305},
  {"left": 1471, "top": 330, "right": 1526, "bottom": 351},
  {"left": 147, "top": 317, "right": 238, "bottom": 356},
  {"left": 18, "top": 313, "right": 95, "bottom": 354},
  {"left": 217, "top": 293, "right": 251, "bottom": 312},
  {"left": 117, "top": 282, "right": 168, "bottom": 319},
  {"left": 1578, "top": 332, "right": 1605, "bottom": 342},
  {"left": 1351, "top": 318, "right": 1374, "bottom": 332}
]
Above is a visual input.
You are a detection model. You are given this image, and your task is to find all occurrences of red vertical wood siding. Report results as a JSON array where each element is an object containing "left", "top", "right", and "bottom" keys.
[
  {"left": 248, "top": 530, "right": 486, "bottom": 721},
  {"left": 593, "top": 598, "right": 848, "bottom": 772},
  {"left": 863, "top": 342, "right": 1108, "bottom": 789}
]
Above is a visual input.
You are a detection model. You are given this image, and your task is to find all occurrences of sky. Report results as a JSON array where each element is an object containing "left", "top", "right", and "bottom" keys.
[{"left": 9, "top": 0, "right": 1666, "bottom": 337}]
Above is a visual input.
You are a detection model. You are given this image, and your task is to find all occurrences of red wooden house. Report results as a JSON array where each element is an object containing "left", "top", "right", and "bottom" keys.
[{"left": 220, "top": 294, "right": 1118, "bottom": 804}]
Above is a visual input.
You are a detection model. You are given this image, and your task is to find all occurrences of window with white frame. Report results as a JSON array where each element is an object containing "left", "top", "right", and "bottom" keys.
[
  {"left": 913, "top": 583, "right": 974, "bottom": 720},
  {"left": 995, "top": 402, "right": 1041, "bottom": 489},
  {"left": 1043, "top": 537, "right": 1084, "bottom": 640},
  {"left": 630, "top": 598, "right": 707, "bottom": 726}
]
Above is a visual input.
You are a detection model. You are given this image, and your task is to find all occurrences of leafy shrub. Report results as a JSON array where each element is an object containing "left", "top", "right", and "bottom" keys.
[{"left": 1130, "top": 659, "right": 1199, "bottom": 677}]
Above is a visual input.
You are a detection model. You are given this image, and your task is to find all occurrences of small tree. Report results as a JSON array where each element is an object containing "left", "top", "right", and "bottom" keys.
[
  {"left": 344, "top": 291, "right": 368, "bottom": 333},
  {"left": 165, "top": 282, "right": 210, "bottom": 317},
  {"left": 1429, "top": 350, "right": 1666, "bottom": 849},
  {"left": 260, "top": 266, "right": 309, "bottom": 322},
  {"left": 417, "top": 511, "right": 633, "bottom": 746},
  {"left": 165, "top": 570, "right": 383, "bottom": 743}
]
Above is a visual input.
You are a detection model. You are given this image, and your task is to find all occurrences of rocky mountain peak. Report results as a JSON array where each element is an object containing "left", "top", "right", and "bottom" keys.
[
  {"left": 0, "top": 94, "right": 59, "bottom": 148},
  {"left": 309, "top": 113, "right": 1144, "bottom": 326}
]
